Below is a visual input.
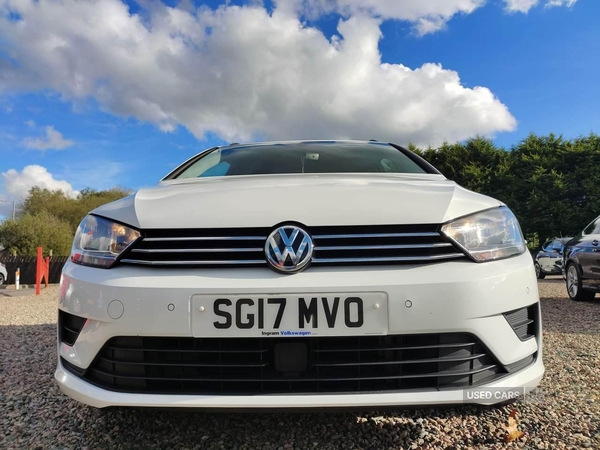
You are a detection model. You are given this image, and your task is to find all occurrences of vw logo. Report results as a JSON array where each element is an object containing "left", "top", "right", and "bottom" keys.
[{"left": 265, "top": 225, "right": 314, "bottom": 273}]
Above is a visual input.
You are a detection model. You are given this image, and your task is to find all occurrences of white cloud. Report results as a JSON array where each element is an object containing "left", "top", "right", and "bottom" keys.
[
  {"left": 545, "top": 0, "right": 577, "bottom": 8},
  {"left": 413, "top": 17, "right": 448, "bottom": 35},
  {"left": 504, "top": 0, "right": 539, "bottom": 12},
  {"left": 0, "top": 0, "right": 517, "bottom": 147},
  {"left": 504, "top": 0, "right": 577, "bottom": 13},
  {"left": 23, "top": 126, "right": 75, "bottom": 150},
  {"left": 0, "top": 165, "right": 79, "bottom": 216},
  {"left": 2, "top": 165, "right": 79, "bottom": 198},
  {"left": 25, "top": 119, "right": 35, "bottom": 128},
  {"left": 282, "top": 0, "right": 485, "bottom": 35}
]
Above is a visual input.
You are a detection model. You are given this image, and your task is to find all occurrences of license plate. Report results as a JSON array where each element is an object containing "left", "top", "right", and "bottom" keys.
[{"left": 191, "top": 293, "right": 388, "bottom": 337}]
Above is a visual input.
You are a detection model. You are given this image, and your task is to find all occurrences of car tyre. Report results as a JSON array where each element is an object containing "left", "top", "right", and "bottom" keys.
[
  {"left": 565, "top": 263, "right": 595, "bottom": 301},
  {"left": 0, "top": 273, "right": 4, "bottom": 286},
  {"left": 534, "top": 263, "right": 545, "bottom": 280}
]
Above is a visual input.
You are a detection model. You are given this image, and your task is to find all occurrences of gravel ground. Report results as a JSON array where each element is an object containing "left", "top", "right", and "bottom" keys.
[{"left": 1, "top": 279, "right": 598, "bottom": 450}]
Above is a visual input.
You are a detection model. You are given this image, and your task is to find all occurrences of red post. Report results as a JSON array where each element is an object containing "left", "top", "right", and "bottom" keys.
[{"left": 35, "top": 247, "right": 49, "bottom": 295}]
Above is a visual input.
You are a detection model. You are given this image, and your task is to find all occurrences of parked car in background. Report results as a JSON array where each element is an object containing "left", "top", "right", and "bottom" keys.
[
  {"left": 534, "top": 237, "right": 572, "bottom": 279},
  {"left": 563, "top": 214, "right": 600, "bottom": 301},
  {"left": 0, "top": 262, "right": 6, "bottom": 285}
]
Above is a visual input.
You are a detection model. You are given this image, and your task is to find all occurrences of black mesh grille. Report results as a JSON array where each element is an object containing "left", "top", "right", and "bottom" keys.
[
  {"left": 504, "top": 303, "right": 538, "bottom": 341},
  {"left": 62, "top": 333, "right": 518, "bottom": 395},
  {"left": 58, "top": 310, "right": 87, "bottom": 346},
  {"left": 118, "top": 224, "right": 467, "bottom": 268}
]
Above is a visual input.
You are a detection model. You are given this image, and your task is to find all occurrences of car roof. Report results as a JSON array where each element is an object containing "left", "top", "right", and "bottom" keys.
[{"left": 219, "top": 140, "right": 394, "bottom": 150}]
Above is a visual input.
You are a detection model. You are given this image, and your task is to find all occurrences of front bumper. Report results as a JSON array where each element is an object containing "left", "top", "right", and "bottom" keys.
[
  {"left": 56, "top": 356, "right": 543, "bottom": 408},
  {"left": 55, "top": 252, "right": 544, "bottom": 408}
]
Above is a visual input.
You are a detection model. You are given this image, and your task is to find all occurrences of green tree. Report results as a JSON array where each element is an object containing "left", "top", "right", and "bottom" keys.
[
  {"left": 413, "top": 132, "right": 600, "bottom": 247},
  {"left": 417, "top": 137, "right": 508, "bottom": 195},
  {"left": 0, "top": 211, "right": 73, "bottom": 256},
  {"left": 503, "top": 133, "right": 600, "bottom": 243},
  {"left": 0, "top": 186, "right": 131, "bottom": 256},
  {"left": 20, "top": 186, "right": 132, "bottom": 232}
]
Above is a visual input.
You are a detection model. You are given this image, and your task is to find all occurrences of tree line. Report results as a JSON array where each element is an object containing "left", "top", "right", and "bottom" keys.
[
  {"left": 0, "top": 187, "right": 131, "bottom": 256},
  {"left": 410, "top": 133, "right": 600, "bottom": 247},
  {"left": 0, "top": 132, "right": 598, "bottom": 255}
]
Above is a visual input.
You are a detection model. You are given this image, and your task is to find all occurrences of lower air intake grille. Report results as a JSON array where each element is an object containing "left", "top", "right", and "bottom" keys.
[
  {"left": 504, "top": 303, "right": 538, "bottom": 341},
  {"left": 58, "top": 310, "right": 87, "bottom": 346},
  {"left": 62, "top": 333, "right": 523, "bottom": 395}
]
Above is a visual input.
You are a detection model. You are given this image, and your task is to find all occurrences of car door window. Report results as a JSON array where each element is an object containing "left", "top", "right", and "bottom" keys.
[
  {"left": 177, "top": 149, "right": 231, "bottom": 178},
  {"left": 551, "top": 240, "right": 563, "bottom": 252},
  {"left": 583, "top": 216, "right": 600, "bottom": 235},
  {"left": 542, "top": 241, "right": 553, "bottom": 251}
]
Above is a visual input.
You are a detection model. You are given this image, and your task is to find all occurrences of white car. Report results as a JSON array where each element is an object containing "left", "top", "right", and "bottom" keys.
[
  {"left": 0, "top": 261, "right": 6, "bottom": 285},
  {"left": 55, "top": 140, "right": 544, "bottom": 409}
]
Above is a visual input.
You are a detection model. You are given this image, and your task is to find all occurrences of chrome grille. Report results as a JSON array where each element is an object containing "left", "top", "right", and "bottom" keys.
[
  {"left": 121, "top": 228, "right": 268, "bottom": 267},
  {"left": 119, "top": 225, "right": 466, "bottom": 268},
  {"left": 62, "top": 333, "right": 516, "bottom": 395}
]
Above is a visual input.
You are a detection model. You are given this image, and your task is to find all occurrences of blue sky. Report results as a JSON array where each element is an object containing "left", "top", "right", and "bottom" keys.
[{"left": 0, "top": 0, "right": 598, "bottom": 213}]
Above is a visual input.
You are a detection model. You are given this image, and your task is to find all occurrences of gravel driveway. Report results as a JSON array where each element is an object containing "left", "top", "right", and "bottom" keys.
[{"left": 1, "top": 279, "right": 598, "bottom": 449}]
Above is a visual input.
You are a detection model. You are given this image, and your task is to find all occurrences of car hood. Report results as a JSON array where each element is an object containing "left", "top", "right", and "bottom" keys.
[{"left": 92, "top": 174, "right": 502, "bottom": 229}]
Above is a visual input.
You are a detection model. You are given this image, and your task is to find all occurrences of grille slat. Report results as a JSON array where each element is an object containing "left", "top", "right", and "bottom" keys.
[
  {"left": 312, "top": 232, "right": 441, "bottom": 239},
  {"left": 315, "top": 243, "right": 453, "bottom": 251},
  {"left": 87, "top": 365, "right": 498, "bottom": 382},
  {"left": 314, "top": 342, "right": 476, "bottom": 352},
  {"left": 313, "top": 354, "right": 487, "bottom": 367},
  {"left": 144, "top": 236, "right": 267, "bottom": 242},
  {"left": 64, "top": 333, "right": 518, "bottom": 395},
  {"left": 119, "top": 225, "right": 466, "bottom": 268},
  {"left": 312, "top": 254, "right": 465, "bottom": 264},
  {"left": 98, "top": 357, "right": 269, "bottom": 368},
  {"left": 131, "top": 248, "right": 264, "bottom": 253},
  {"left": 513, "top": 319, "right": 534, "bottom": 329},
  {"left": 62, "top": 325, "right": 81, "bottom": 335},
  {"left": 120, "top": 259, "right": 266, "bottom": 266},
  {"left": 106, "top": 346, "right": 269, "bottom": 354}
]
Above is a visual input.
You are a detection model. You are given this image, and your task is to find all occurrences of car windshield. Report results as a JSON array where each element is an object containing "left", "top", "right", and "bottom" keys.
[{"left": 169, "top": 142, "right": 429, "bottom": 179}]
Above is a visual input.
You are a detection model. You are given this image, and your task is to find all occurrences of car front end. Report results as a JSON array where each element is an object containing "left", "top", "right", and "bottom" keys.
[{"left": 55, "top": 141, "right": 544, "bottom": 409}]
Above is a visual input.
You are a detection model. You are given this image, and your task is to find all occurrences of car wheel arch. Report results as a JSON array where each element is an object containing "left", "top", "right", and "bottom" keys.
[
  {"left": 565, "top": 261, "right": 595, "bottom": 301},
  {"left": 564, "top": 256, "right": 583, "bottom": 275}
]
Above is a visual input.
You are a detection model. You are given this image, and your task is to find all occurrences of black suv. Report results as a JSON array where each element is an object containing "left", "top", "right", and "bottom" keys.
[{"left": 563, "top": 214, "right": 600, "bottom": 301}]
